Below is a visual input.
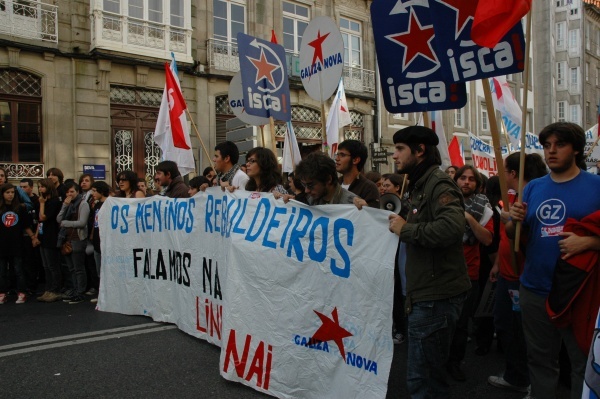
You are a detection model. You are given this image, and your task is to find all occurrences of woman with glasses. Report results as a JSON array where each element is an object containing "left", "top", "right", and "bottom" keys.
[
  {"left": 244, "top": 147, "right": 287, "bottom": 195},
  {"left": 115, "top": 171, "right": 145, "bottom": 198}
]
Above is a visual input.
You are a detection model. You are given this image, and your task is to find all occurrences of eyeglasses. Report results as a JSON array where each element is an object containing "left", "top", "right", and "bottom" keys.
[
  {"left": 246, "top": 159, "right": 257, "bottom": 165},
  {"left": 301, "top": 181, "right": 317, "bottom": 190},
  {"left": 334, "top": 152, "right": 351, "bottom": 158}
]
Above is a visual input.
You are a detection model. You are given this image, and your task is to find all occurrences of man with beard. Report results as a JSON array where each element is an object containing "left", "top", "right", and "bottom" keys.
[
  {"left": 508, "top": 122, "right": 600, "bottom": 399},
  {"left": 447, "top": 165, "right": 494, "bottom": 381},
  {"left": 295, "top": 152, "right": 358, "bottom": 205},
  {"left": 335, "top": 140, "right": 380, "bottom": 208},
  {"left": 388, "top": 126, "right": 470, "bottom": 398}
]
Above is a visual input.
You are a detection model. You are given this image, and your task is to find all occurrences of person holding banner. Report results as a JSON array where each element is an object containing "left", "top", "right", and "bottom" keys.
[
  {"left": 155, "top": 161, "right": 189, "bottom": 199},
  {"left": 295, "top": 152, "right": 357, "bottom": 206},
  {"left": 507, "top": 122, "right": 600, "bottom": 399},
  {"left": 335, "top": 140, "right": 380, "bottom": 208},
  {"left": 244, "top": 147, "right": 288, "bottom": 195},
  {"left": 213, "top": 141, "right": 249, "bottom": 191},
  {"left": 388, "top": 126, "right": 471, "bottom": 399}
]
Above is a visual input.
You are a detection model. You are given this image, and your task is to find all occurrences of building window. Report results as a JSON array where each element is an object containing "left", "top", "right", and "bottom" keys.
[
  {"left": 0, "top": 70, "right": 42, "bottom": 164},
  {"left": 586, "top": 24, "right": 591, "bottom": 51},
  {"left": 340, "top": 17, "right": 362, "bottom": 68},
  {"left": 92, "top": 0, "right": 192, "bottom": 61},
  {"left": 586, "top": 62, "right": 590, "bottom": 82},
  {"left": 569, "top": 29, "right": 579, "bottom": 55},
  {"left": 454, "top": 107, "right": 464, "bottom": 127},
  {"left": 556, "top": 0, "right": 566, "bottom": 7},
  {"left": 571, "top": 67, "right": 578, "bottom": 87},
  {"left": 557, "top": 61, "right": 566, "bottom": 88},
  {"left": 556, "top": 22, "right": 565, "bottom": 49},
  {"left": 213, "top": 0, "right": 245, "bottom": 44},
  {"left": 570, "top": 104, "right": 580, "bottom": 124},
  {"left": 587, "top": 101, "right": 591, "bottom": 124},
  {"left": 558, "top": 101, "right": 566, "bottom": 121},
  {"left": 282, "top": 1, "right": 309, "bottom": 54},
  {"left": 481, "top": 107, "right": 489, "bottom": 131}
]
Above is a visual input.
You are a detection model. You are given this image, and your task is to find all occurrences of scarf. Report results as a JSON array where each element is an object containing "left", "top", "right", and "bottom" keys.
[
  {"left": 57, "top": 194, "right": 83, "bottom": 246},
  {"left": 463, "top": 193, "right": 491, "bottom": 245},
  {"left": 407, "top": 160, "right": 437, "bottom": 191},
  {"left": 217, "top": 164, "right": 241, "bottom": 186}
]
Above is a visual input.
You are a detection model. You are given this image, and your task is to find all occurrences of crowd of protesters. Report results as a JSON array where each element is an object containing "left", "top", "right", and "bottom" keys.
[{"left": 1, "top": 123, "right": 599, "bottom": 398}]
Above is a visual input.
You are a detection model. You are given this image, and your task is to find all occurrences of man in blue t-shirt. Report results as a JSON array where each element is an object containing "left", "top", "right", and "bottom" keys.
[{"left": 507, "top": 122, "right": 600, "bottom": 399}]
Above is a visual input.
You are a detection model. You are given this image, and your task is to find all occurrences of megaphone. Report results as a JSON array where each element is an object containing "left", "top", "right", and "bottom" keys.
[{"left": 380, "top": 193, "right": 402, "bottom": 214}]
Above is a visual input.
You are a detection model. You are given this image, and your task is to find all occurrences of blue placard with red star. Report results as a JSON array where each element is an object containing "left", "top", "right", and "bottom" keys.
[
  {"left": 371, "top": 0, "right": 468, "bottom": 113},
  {"left": 428, "top": 0, "right": 525, "bottom": 83},
  {"left": 237, "top": 33, "right": 291, "bottom": 121}
]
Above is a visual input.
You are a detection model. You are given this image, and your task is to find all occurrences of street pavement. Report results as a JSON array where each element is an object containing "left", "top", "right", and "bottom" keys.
[{"left": 0, "top": 295, "right": 571, "bottom": 399}]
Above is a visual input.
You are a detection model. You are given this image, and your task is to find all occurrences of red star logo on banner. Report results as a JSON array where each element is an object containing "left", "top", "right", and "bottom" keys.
[
  {"left": 311, "top": 307, "right": 353, "bottom": 361},
  {"left": 308, "top": 30, "right": 331, "bottom": 67},
  {"left": 248, "top": 48, "right": 280, "bottom": 86},
  {"left": 386, "top": 9, "right": 437, "bottom": 71},
  {"left": 439, "top": 0, "right": 478, "bottom": 38}
]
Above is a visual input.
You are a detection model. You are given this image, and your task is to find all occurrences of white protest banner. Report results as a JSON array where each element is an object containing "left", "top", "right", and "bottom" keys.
[
  {"left": 97, "top": 188, "right": 397, "bottom": 398},
  {"left": 469, "top": 133, "right": 498, "bottom": 176},
  {"left": 97, "top": 192, "right": 227, "bottom": 346},
  {"left": 585, "top": 124, "right": 600, "bottom": 167},
  {"left": 500, "top": 132, "right": 544, "bottom": 157}
]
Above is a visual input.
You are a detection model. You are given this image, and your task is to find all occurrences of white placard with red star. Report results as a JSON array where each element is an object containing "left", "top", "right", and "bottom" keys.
[{"left": 299, "top": 16, "right": 345, "bottom": 102}]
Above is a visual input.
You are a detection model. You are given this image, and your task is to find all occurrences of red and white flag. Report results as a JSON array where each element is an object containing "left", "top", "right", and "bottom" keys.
[
  {"left": 489, "top": 76, "right": 523, "bottom": 149},
  {"left": 325, "top": 79, "right": 352, "bottom": 157},
  {"left": 448, "top": 136, "right": 465, "bottom": 167},
  {"left": 155, "top": 60, "right": 195, "bottom": 176}
]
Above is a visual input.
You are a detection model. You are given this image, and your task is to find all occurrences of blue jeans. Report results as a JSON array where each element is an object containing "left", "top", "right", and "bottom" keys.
[
  {"left": 0, "top": 256, "right": 26, "bottom": 293},
  {"left": 406, "top": 292, "right": 466, "bottom": 399}
]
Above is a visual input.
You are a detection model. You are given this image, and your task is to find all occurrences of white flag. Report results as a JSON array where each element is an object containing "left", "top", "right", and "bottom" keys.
[
  {"left": 154, "top": 56, "right": 195, "bottom": 176},
  {"left": 429, "top": 110, "right": 451, "bottom": 170},
  {"left": 325, "top": 79, "right": 353, "bottom": 157},
  {"left": 282, "top": 121, "right": 301, "bottom": 173},
  {"left": 489, "top": 76, "right": 523, "bottom": 149}
]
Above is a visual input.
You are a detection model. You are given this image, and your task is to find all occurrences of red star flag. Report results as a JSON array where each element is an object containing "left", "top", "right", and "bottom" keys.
[
  {"left": 282, "top": 121, "right": 301, "bottom": 173},
  {"left": 471, "top": 0, "right": 532, "bottom": 48},
  {"left": 325, "top": 79, "right": 353, "bottom": 157},
  {"left": 154, "top": 59, "right": 195, "bottom": 176}
]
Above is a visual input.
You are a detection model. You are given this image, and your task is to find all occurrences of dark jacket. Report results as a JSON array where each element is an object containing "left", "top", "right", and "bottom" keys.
[
  {"left": 164, "top": 176, "right": 190, "bottom": 198},
  {"left": 399, "top": 165, "right": 470, "bottom": 311},
  {"left": 340, "top": 174, "right": 380, "bottom": 208}
]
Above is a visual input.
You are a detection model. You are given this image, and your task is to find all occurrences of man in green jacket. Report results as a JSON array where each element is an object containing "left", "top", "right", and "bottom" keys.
[{"left": 389, "top": 125, "right": 471, "bottom": 399}]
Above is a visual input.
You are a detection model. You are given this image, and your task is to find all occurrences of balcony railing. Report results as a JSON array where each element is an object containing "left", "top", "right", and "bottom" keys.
[
  {"left": 207, "top": 38, "right": 240, "bottom": 72},
  {"left": 207, "top": 41, "right": 375, "bottom": 94},
  {"left": 0, "top": 0, "right": 57, "bottom": 42},
  {"left": 91, "top": 9, "right": 192, "bottom": 62}
]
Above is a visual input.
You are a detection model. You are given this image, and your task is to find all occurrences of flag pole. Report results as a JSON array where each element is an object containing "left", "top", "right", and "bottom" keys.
[
  {"left": 514, "top": 9, "right": 533, "bottom": 252},
  {"left": 422, "top": 112, "right": 430, "bottom": 128},
  {"left": 259, "top": 125, "right": 267, "bottom": 148},
  {"left": 185, "top": 108, "right": 215, "bottom": 172},
  {"left": 287, "top": 122, "right": 296, "bottom": 170},
  {"left": 399, "top": 174, "right": 408, "bottom": 198},
  {"left": 269, "top": 117, "right": 277, "bottom": 154}
]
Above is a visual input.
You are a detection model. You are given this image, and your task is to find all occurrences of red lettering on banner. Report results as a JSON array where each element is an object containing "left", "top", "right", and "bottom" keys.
[
  {"left": 472, "top": 154, "right": 498, "bottom": 175},
  {"left": 223, "top": 329, "right": 273, "bottom": 390},
  {"left": 196, "top": 297, "right": 222, "bottom": 339}
]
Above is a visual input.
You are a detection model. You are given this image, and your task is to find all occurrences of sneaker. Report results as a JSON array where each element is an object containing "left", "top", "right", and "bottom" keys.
[
  {"left": 68, "top": 295, "right": 85, "bottom": 304},
  {"left": 37, "top": 291, "right": 50, "bottom": 302},
  {"left": 90, "top": 298, "right": 98, "bottom": 303},
  {"left": 43, "top": 292, "right": 61, "bottom": 303},
  {"left": 0, "top": 293, "right": 6, "bottom": 304},
  {"left": 487, "top": 375, "right": 529, "bottom": 393},
  {"left": 393, "top": 333, "right": 405, "bottom": 344},
  {"left": 85, "top": 288, "right": 98, "bottom": 296},
  {"left": 16, "top": 292, "right": 27, "bottom": 304}
]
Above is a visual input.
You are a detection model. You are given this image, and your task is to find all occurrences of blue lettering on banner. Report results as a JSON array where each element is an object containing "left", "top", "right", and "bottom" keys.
[
  {"left": 204, "top": 194, "right": 354, "bottom": 278},
  {"left": 111, "top": 199, "right": 195, "bottom": 235}
]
